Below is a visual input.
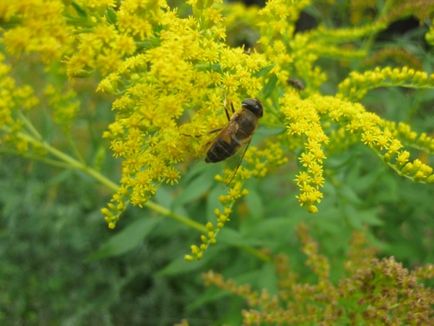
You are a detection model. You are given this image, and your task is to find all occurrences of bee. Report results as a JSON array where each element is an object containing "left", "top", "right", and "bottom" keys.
[{"left": 205, "top": 98, "right": 263, "bottom": 163}]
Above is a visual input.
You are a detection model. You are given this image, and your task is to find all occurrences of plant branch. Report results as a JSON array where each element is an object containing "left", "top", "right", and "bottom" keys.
[
  {"left": 3, "top": 127, "right": 269, "bottom": 260},
  {"left": 11, "top": 129, "right": 206, "bottom": 232}
]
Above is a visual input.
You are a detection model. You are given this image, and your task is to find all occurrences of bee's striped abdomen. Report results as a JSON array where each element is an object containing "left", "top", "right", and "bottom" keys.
[{"left": 205, "top": 138, "right": 239, "bottom": 163}]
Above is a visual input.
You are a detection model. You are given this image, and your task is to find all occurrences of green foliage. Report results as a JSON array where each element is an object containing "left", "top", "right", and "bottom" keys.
[{"left": 0, "top": 159, "right": 218, "bottom": 324}]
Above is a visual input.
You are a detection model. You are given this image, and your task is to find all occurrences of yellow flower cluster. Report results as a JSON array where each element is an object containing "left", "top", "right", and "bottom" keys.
[
  {"left": 280, "top": 90, "right": 434, "bottom": 210},
  {"left": 221, "top": 2, "right": 259, "bottom": 36},
  {"left": 254, "top": 0, "right": 384, "bottom": 95},
  {"left": 88, "top": 1, "right": 434, "bottom": 229},
  {"left": 256, "top": 0, "right": 312, "bottom": 85},
  {"left": 387, "top": 121, "right": 434, "bottom": 154},
  {"left": 300, "top": 20, "right": 390, "bottom": 64},
  {"left": 296, "top": 224, "right": 331, "bottom": 287},
  {"left": 0, "top": 0, "right": 73, "bottom": 62},
  {"left": 338, "top": 66, "right": 434, "bottom": 100},
  {"left": 0, "top": 54, "right": 38, "bottom": 152},
  {"left": 116, "top": 0, "right": 168, "bottom": 39},
  {"left": 364, "top": 47, "right": 423, "bottom": 70},
  {"left": 308, "top": 21, "right": 386, "bottom": 43},
  {"left": 384, "top": 0, "right": 434, "bottom": 24},
  {"left": 281, "top": 93, "right": 328, "bottom": 213},
  {"left": 258, "top": 0, "right": 310, "bottom": 38},
  {"left": 344, "top": 231, "right": 377, "bottom": 274},
  {"left": 312, "top": 94, "right": 434, "bottom": 183},
  {"left": 66, "top": 1, "right": 151, "bottom": 77},
  {"left": 97, "top": 1, "right": 267, "bottom": 228},
  {"left": 414, "top": 264, "right": 434, "bottom": 280},
  {"left": 186, "top": 142, "right": 288, "bottom": 261},
  {"left": 203, "top": 270, "right": 272, "bottom": 308},
  {"left": 326, "top": 126, "right": 359, "bottom": 154},
  {"left": 349, "top": 0, "right": 377, "bottom": 24},
  {"left": 44, "top": 84, "right": 80, "bottom": 131}
]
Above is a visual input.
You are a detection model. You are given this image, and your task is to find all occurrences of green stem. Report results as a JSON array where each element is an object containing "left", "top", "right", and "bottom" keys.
[
  {"left": 5, "top": 128, "right": 269, "bottom": 260},
  {"left": 18, "top": 111, "right": 43, "bottom": 140},
  {"left": 15, "top": 130, "right": 207, "bottom": 233},
  {"left": 371, "top": 148, "right": 428, "bottom": 184},
  {"left": 18, "top": 131, "right": 119, "bottom": 190},
  {"left": 239, "top": 245, "right": 270, "bottom": 262},
  {"left": 67, "top": 132, "right": 86, "bottom": 164},
  {"left": 145, "top": 200, "right": 207, "bottom": 233},
  {"left": 359, "top": 0, "right": 394, "bottom": 68},
  {"left": 0, "top": 148, "right": 71, "bottom": 169}
]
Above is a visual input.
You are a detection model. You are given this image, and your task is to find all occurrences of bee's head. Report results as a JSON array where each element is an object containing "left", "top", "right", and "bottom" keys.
[{"left": 242, "top": 98, "right": 263, "bottom": 118}]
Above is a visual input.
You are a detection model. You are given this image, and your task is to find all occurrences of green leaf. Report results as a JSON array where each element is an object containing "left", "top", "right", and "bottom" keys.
[
  {"left": 256, "top": 126, "right": 285, "bottom": 137},
  {"left": 71, "top": 1, "right": 87, "bottom": 17},
  {"left": 105, "top": 8, "right": 117, "bottom": 24},
  {"left": 254, "top": 64, "right": 274, "bottom": 77},
  {"left": 343, "top": 205, "right": 363, "bottom": 229},
  {"left": 261, "top": 74, "right": 278, "bottom": 98},
  {"left": 181, "top": 161, "right": 208, "bottom": 185},
  {"left": 135, "top": 37, "right": 161, "bottom": 51},
  {"left": 173, "top": 170, "right": 214, "bottom": 206},
  {"left": 339, "top": 184, "right": 362, "bottom": 205},
  {"left": 219, "top": 228, "right": 265, "bottom": 247},
  {"left": 157, "top": 253, "right": 213, "bottom": 276},
  {"left": 245, "top": 189, "right": 264, "bottom": 219},
  {"left": 245, "top": 217, "right": 298, "bottom": 237},
  {"left": 257, "top": 262, "right": 278, "bottom": 293},
  {"left": 351, "top": 169, "right": 382, "bottom": 193},
  {"left": 195, "top": 63, "right": 223, "bottom": 73},
  {"left": 155, "top": 186, "right": 173, "bottom": 207},
  {"left": 355, "top": 208, "right": 383, "bottom": 226},
  {"left": 89, "top": 217, "right": 161, "bottom": 260},
  {"left": 187, "top": 289, "right": 228, "bottom": 312}
]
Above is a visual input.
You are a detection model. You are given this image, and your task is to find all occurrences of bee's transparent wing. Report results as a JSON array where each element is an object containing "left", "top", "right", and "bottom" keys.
[{"left": 225, "top": 138, "right": 252, "bottom": 186}]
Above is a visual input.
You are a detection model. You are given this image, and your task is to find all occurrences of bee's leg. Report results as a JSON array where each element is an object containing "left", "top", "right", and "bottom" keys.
[
  {"left": 209, "top": 128, "right": 222, "bottom": 134},
  {"left": 223, "top": 101, "right": 236, "bottom": 121},
  {"left": 181, "top": 133, "right": 201, "bottom": 138},
  {"left": 181, "top": 128, "right": 222, "bottom": 138},
  {"left": 223, "top": 95, "right": 234, "bottom": 121},
  {"left": 230, "top": 102, "right": 235, "bottom": 114},
  {"left": 224, "top": 106, "right": 231, "bottom": 121}
]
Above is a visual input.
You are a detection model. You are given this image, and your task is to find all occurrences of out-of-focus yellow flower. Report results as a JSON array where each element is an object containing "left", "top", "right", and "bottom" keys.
[
  {"left": 338, "top": 66, "right": 434, "bottom": 101},
  {"left": 0, "top": 54, "right": 38, "bottom": 151}
]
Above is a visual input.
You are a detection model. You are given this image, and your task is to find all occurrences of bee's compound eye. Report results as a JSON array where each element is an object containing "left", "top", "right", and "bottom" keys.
[{"left": 242, "top": 98, "right": 263, "bottom": 118}]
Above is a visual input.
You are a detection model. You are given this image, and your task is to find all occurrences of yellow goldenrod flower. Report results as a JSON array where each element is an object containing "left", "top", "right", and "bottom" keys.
[
  {"left": 1, "top": 0, "right": 73, "bottom": 62},
  {"left": 338, "top": 66, "right": 434, "bottom": 101}
]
